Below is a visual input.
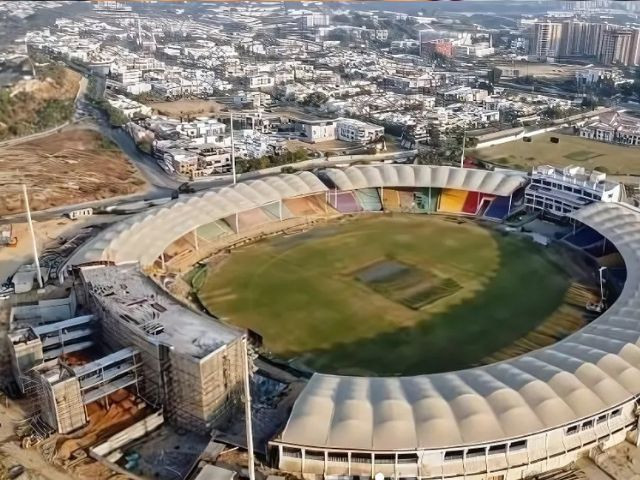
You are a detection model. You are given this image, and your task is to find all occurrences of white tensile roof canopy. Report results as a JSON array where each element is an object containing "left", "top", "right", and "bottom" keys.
[{"left": 279, "top": 202, "right": 640, "bottom": 451}]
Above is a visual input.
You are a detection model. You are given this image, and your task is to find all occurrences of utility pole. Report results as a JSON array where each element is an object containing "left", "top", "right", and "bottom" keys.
[
  {"left": 460, "top": 131, "right": 466, "bottom": 169},
  {"left": 230, "top": 111, "right": 237, "bottom": 184},
  {"left": 242, "top": 337, "right": 255, "bottom": 480},
  {"left": 22, "top": 184, "right": 43, "bottom": 289}
]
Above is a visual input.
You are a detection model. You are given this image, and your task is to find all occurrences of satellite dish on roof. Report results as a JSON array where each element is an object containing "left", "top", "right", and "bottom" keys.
[{"left": 375, "top": 473, "right": 385, "bottom": 480}]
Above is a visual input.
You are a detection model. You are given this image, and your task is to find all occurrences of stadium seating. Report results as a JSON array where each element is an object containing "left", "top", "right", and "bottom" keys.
[
  {"left": 284, "top": 195, "right": 332, "bottom": 216},
  {"left": 584, "top": 239, "right": 618, "bottom": 258},
  {"left": 224, "top": 207, "right": 273, "bottom": 232},
  {"left": 196, "top": 220, "right": 234, "bottom": 242},
  {"left": 413, "top": 188, "right": 440, "bottom": 213},
  {"left": 262, "top": 202, "right": 293, "bottom": 221},
  {"left": 563, "top": 227, "right": 603, "bottom": 248},
  {"left": 330, "top": 191, "right": 362, "bottom": 213},
  {"left": 438, "top": 189, "right": 468, "bottom": 214},
  {"left": 461, "top": 191, "right": 494, "bottom": 215},
  {"left": 355, "top": 188, "right": 383, "bottom": 212},
  {"left": 484, "top": 196, "right": 511, "bottom": 220}
]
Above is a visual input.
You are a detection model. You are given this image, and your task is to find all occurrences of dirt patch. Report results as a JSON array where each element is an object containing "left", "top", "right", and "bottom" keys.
[
  {"left": 149, "top": 99, "right": 223, "bottom": 118},
  {"left": 0, "top": 128, "right": 148, "bottom": 215}
]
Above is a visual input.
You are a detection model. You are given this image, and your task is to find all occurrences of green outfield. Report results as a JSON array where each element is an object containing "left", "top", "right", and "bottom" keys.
[{"left": 195, "top": 215, "right": 571, "bottom": 376}]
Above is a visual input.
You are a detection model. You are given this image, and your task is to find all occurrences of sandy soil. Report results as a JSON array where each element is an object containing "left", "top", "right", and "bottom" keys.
[
  {"left": 0, "top": 128, "right": 148, "bottom": 215},
  {"left": 149, "top": 99, "right": 223, "bottom": 118},
  {"left": 0, "top": 216, "right": 117, "bottom": 283}
]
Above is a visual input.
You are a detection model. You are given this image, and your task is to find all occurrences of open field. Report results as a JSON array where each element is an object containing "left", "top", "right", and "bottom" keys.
[
  {"left": 0, "top": 127, "right": 148, "bottom": 215},
  {"left": 148, "top": 99, "right": 223, "bottom": 117},
  {"left": 472, "top": 132, "right": 640, "bottom": 174},
  {"left": 495, "top": 62, "right": 583, "bottom": 79},
  {"left": 196, "top": 215, "right": 572, "bottom": 375}
]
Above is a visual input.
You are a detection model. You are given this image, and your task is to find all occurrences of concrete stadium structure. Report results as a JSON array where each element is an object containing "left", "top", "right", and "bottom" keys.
[{"left": 61, "top": 165, "right": 640, "bottom": 480}]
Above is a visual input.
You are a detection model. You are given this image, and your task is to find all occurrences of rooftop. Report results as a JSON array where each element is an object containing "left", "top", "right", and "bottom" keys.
[{"left": 81, "top": 265, "right": 243, "bottom": 360}]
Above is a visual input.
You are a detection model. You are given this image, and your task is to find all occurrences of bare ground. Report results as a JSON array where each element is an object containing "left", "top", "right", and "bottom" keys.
[
  {"left": 0, "top": 128, "right": 148, "bottom": 215},
  {"left": 148, "top": 99, "right": 223, "bottom": 118}
]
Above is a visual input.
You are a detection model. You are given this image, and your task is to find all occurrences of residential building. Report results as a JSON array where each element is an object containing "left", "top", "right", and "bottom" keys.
[
  {"left": 176, "top": 119, "right": 226, "bottom": 141},
  {"left": 247, "top": 74, "right": 275, "bottom": 89},
  {"left": 107, "top": 95, "right": 152, "bottom": 119},
  {"left": 421, "top": 38, "right": 454, "bottom": 59},
  {"left": 599, "top": 28, "right": 635, "bottom": 65},
  {"left": 298, "top": 119, "right": 336, "bottom": 143},
  {"left": 114, "top": 68, "right": 141, "bottom": 85},
  {"left": 336, "top": 118, "right": 384, "bottom": 144},
  {"left": 579, "top": 110, "right": 640, "bottom": 146},
  {"left": 531, "top": 21, "right": 564, "bottom": 60}
]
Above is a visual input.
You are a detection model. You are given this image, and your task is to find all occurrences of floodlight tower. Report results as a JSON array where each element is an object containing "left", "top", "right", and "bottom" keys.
[{"left": 22, "top": 184, "right": 43, "bottom": 289}]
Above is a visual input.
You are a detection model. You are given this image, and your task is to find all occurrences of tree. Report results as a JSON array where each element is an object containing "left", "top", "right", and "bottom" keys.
[
  {"left": 428, "top": 126, "right": 441, "bottom": 148},
  {"left": 581, "top": 96, "right": 598, "bottom": 110},
  {"left": 302, "top": 91, "right": 328, "bottom": 107}
]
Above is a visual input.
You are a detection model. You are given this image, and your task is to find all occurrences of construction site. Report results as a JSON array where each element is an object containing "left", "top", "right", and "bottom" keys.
[{"left": 0, "top": 262, "right": 265, "bottom": 480}]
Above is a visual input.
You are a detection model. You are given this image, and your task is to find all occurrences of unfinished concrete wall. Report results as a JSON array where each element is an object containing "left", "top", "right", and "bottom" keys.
[
  {"left": 40, "top": 376, "right": 87, "bottom": 434},
  {"left": 166, "top": 338, "right": 244, "bottom": 433},
  {"left": 9, "top": 292, "right": 77, "bottom": 329},
  {"left": 88, "top": 297, "right": 163, "bottom": 408},
  {"left": 8, "top": 332, "right": 43, "bottom": 392}
]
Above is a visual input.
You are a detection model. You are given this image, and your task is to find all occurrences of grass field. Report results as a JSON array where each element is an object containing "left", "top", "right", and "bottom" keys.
[
  {"left": 196, "top": 215, "right": 571, "bottom": 376},
  {"left": 472, "top": 132, "right": 640, "bottom": 175}
]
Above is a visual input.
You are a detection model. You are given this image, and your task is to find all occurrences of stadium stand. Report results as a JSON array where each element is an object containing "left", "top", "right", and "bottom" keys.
[
  {"left": 381, "top": 188, "right": 401, "bottom": 210},
  {"left": 583, "top": 239, "right": 617, "bottom": 258},
  {"left": 484, "top": 195, "right": 511, "bottom": 220},
  {"left": 413, "top": 188, "right": 440, "bottom": 213},
  {"left": 329, "top": 191, "right": 362, "bottom": 213},
  {"left": 283, "top": 195, "right": 331, "bottom": 216},
  {"left": 196, "top": 220, "right": 234, "bottom": 242},
  {"left": 563, "top": 226, "right": 604, "bottom": 248},
  {"left": 261, "top": 202, "right": 293, "bottom": 221},
  {"left": 63, "top": 167, "right": 640, "bottom": 480},
  {"left": 461, "top": 191, "right": 491, "bottom": 215},
  {"left": 438, "top": 189, "right": 468, "bottom": 214},
  {"left": 224, "top": 207, "right": 273, "bottom": 233},
  {"left": 354, "top": 188, "right": 382, "bottom": 212}
]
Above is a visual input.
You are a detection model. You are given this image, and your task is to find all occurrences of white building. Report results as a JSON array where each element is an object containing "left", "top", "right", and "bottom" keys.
[
  {"left": 247, "top": 74, "right": 275, "bottom": 89},
  {"left": 115, "top": 69, "right": 142, "bottom": 85},
  {"left": 579, "top": 111, "right": 640, "bottom": 146},
  {"left": 525, "top": 165, "right": 623, "bottom": 217},
  {"left": 299, "top": 119, "right": 336, "bottom": 143},
  {"left": 336, "top": 118, "right": 384, "bottom": 144},
  {"left": 107, "top": 95, "right": 152, "bottom": 119},
  {"left": 176, "top": 119, "right": 226, "bottom": 141}
]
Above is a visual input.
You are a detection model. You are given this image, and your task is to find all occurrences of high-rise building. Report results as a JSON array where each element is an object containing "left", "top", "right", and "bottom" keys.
[
  {"left": 560, "top": 21, "right": 604, "bottom": 56},
  {"left": 531, "top": 21, "right": 564, "bottom": 59},
  {"left": 599, "top": 28, "right": 637, "bottom": 65}
]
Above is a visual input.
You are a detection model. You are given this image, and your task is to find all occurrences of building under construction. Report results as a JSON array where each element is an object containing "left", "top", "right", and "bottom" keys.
[
  {"left": 78, "top": 264, "right": 246, "bottom": 433},
  {"left": 6, "top": 264, "right": 246, "bottom": 437}
]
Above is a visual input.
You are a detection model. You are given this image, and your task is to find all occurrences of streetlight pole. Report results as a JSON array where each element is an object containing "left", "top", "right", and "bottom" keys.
[
  {"left": 230, "top": 111, "right": 237, "bottom": 185},
  {"left": 598, "top": 266, "right": 607, "bottom": 302},
  {"left": 242, "top": 337, "right": 255, "bottom": 480},
  {"left": 460, "top": 131, "right": 466, "bottom": 169}
]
